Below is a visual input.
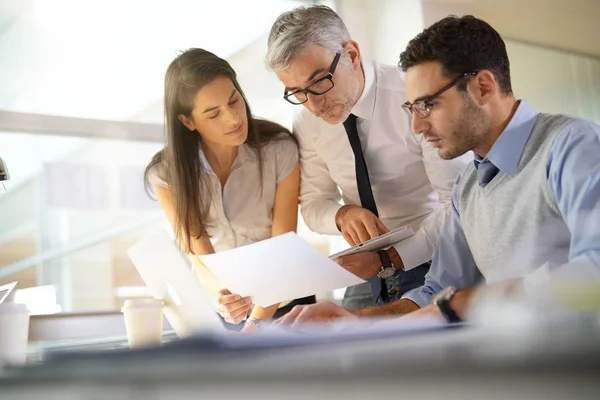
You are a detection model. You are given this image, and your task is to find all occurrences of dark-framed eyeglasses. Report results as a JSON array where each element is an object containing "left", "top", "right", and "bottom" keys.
[
  {"left": 402, "top": 72, "right": 478, "bottom": 119},
  {"left": 283, "top": 52, "right": 341, "bottom": 105}
]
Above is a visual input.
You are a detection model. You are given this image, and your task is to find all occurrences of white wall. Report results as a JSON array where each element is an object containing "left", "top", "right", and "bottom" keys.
[
  {"left": 507, "top": 41, "right": 600, "bottom": 123},
  {"left": 337, "top": 0, "right": 425, "bottom": 65},
  {"left": 420, "top": 1, "right": 600, "bottom": 123}
]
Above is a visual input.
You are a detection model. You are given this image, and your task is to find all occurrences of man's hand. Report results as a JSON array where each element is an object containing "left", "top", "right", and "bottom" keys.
[
  {"left": 335, "top": 252, "right": 381, "bottom": 279},
  {"left": 214, "top": 289, "right": 253, "bottom": 324},
  {"left": 335, "top": 205, "right": 389, "bottom": 246},
  {"left": 402, "top": 287, "right": 479, "bottom": 321},
  {"left": 275, "top": 301, "right": 356, "bottom": 326}
]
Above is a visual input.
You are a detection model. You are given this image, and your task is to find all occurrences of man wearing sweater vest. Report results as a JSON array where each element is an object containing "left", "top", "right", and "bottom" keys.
[{"left": 278, "top": 15, "right": 600, "bottom": 325}]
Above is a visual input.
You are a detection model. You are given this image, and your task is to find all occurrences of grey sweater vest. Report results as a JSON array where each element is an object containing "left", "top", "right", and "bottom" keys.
[{"left": 458, "top": 114, "right": 574, "bottom": 283}]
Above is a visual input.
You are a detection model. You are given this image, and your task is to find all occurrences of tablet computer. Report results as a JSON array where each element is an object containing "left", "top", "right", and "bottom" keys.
[{"left": 329, "top": 225, "right": 415, "bottom": 259}]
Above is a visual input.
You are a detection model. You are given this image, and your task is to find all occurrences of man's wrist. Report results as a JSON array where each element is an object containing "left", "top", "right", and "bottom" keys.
[
  {"left": 334, "top": 205, "right": 352, "bottom": 231},
  {"left": 245, "top": 317, "right": 267, "bottom": 328},
  {"left": 371, "top": 248, "right": 403, "bottom": 279},
  {"left": 371, "top": 251, "right": 382, "bottom": 277},
  {"left": 447, "top": 288, "right": 475, "bottom": 320}
]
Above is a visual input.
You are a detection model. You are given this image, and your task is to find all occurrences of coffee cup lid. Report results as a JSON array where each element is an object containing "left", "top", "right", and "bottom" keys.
[
  {"left": 0, "top": 302, "right": 29, "bottom": 314},
  {"left": 121, "top": 298, "right": 164, "bottom": 312}
]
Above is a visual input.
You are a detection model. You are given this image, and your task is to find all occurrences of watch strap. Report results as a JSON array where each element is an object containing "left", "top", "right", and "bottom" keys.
[
  {"left": 438, "top": 300, "right": 461, "bottom": 323},
  {"left": 377, "top": 249, "right": 392, "bottom": 267},
  {"left": 435, "top": 291, "right": 462, "bottom": 324}
]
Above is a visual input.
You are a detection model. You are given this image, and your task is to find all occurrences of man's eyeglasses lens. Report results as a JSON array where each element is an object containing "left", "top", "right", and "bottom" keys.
[{"left": 288, "top": 79, "right": 334, "bottom": 104}]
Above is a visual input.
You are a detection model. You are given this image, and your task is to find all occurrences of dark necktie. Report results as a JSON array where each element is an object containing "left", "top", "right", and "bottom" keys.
[
  {"left": 476, "top": 159, "right": 500, "bottom": 187},
  {"left": 342, "top": 113, "right": 387, "bottom": 303}
]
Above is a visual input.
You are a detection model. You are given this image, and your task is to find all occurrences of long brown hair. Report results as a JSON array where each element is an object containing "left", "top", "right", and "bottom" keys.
[{"left": 144, "top": 48, "right": 294, "bottom": 254}]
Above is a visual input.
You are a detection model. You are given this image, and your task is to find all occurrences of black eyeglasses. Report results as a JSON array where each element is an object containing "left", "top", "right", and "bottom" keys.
[
  {"left": 283, "top": 52, "right": 341, "bottom": 105},
  {"left": 402, "top": 72, "right": 478, "bottom": 119}
]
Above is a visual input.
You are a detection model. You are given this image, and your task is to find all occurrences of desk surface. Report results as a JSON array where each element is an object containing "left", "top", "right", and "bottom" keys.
[{"left": 2, "top": 318, "right": 600, "bottom": 400}]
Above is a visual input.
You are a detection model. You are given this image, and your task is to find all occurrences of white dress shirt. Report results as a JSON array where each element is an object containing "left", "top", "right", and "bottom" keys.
[
  {"left": 293, "top": 60, "right": 472, "bottom": 270},
  {"left": 148, "top": 138, "right": 299, "bottom": 252}
]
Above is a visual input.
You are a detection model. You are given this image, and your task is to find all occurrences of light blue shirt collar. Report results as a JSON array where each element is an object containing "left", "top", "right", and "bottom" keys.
[{"left": 474, "top": 100, "right": 538, "bottom": 177}]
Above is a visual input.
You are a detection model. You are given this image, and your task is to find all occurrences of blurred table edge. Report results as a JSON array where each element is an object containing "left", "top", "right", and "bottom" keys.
[{"left": 29, "top": 310, "right": 171, "bottom": 342}]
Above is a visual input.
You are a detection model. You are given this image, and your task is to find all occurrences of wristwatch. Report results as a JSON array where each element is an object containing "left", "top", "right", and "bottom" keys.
[
  {"left": 245, "top": 317, "right": 267, "bottom": 328},
  {"left": 376, "top": 249, "right": 396, "bottom": 279},
  {"left": 432, "top": 286, "right": 462, "bottom": 323}
]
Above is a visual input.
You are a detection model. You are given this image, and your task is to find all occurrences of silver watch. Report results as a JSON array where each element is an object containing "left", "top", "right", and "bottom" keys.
[
  {"left": 376, "top": 250, "right": 396, "bottom": 279},
  {"left": 245, "top": 317, "right": 266, "bottom": 328}
]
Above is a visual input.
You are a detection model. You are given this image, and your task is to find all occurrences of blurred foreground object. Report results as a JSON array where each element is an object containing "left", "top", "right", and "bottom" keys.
[{"left": 0, "top": 156, "right": 9, "bottom": 192}]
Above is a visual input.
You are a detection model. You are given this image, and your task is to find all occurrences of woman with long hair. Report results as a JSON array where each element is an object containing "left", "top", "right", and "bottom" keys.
[{"left": 145, "top": 48, "right": 314, "bottom": 331}]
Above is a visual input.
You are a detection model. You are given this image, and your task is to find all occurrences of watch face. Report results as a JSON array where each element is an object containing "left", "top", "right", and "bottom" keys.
[{"left": 377, "top": 267, "right": 396, "bottom": 279}]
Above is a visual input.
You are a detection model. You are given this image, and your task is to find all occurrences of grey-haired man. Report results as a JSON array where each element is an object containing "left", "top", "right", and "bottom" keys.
[{"left": 266, "top": 5, "right": 470, "bottom": 309}]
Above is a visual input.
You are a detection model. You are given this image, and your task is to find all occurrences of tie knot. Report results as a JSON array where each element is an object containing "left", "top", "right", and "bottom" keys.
[{"left": 476, "top": 159, "right": 500, "bottom": 187}]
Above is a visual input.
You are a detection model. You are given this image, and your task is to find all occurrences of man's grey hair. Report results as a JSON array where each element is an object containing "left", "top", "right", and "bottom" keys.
[{"left": 266, "top": 5, "right": 351, "bottom": 71}]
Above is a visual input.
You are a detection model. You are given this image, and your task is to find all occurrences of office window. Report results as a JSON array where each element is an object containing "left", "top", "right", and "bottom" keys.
[{"left": 0, "top": 0, "right": 333, "bottom": 313}]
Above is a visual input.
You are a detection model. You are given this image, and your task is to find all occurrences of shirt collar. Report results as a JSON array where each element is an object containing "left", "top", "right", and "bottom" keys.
[
  {"left": 351, "top": 60, "right": 376, "bottom": 121},
  {"left": 199, "top": 143, "right": 251, "bottom": 175},
  {"left": 474, "top": 100, "right": 538, "bottom": 177},
  {"left": 198, "top": 147, "right": 212, "bottom": 172}
]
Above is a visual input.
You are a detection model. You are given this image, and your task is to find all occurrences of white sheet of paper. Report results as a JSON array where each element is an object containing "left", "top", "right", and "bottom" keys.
[
  {"left": 187, "top": 316, "right": 455, "bottom": 351},
  {"left": 198, "top": 232, "right": 365, "bottom": 307}
]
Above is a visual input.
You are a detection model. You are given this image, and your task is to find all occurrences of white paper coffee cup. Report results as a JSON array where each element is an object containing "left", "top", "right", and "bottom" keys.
[
  {"left": 0, "top": 303, "right": 30, "bottom": 366},
  {"left": 121, "top": 298, "right": 164, "bottom": 348}
]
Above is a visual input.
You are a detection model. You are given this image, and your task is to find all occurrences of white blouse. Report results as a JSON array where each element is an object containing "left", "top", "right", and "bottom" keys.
[{"left": 149, "top": 137, "right": 299, "bottom": 252}]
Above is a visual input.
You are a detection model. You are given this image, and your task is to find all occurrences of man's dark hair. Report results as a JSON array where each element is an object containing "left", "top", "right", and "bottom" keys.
[{"left": 399, "top": 15, "right": 512, "bottom": 94}]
